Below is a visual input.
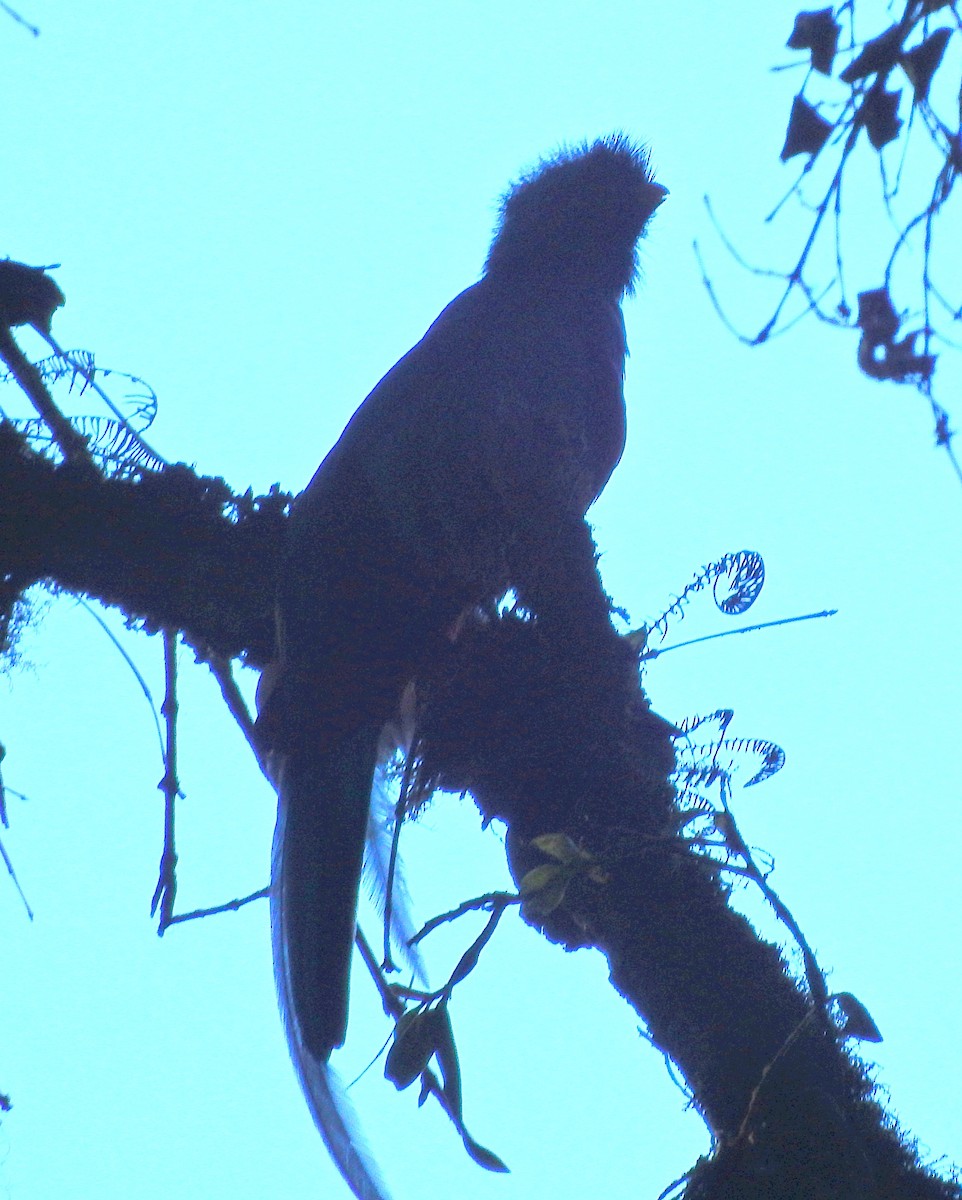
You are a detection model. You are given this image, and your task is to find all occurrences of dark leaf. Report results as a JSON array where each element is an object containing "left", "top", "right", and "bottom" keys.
[
  {"left": 839, "top": 24, "right": 905, "bottom": 84},
  {"left": 461, "top": 1132, "right": 510, "bottom": 1174},
  {"left": 859, "top": 329, "right": 936, "bottom": 382},
  {"left": 714, "top": 810, "right": 750, "bottom": 859},
  {"left": 733, "top": 737, "right": 786, "bottom": 787},
  {"left": 900, "top": 28, "right": 951, "bottom": 102},
  {"left": 860, "top": 84, "right": 902, "bottom": 150},
  {"left": 385, "top": 1010, "right": 435, "bottom": 1091},
  {"left": 856, "top": 288, "right": 900, "bottom": 343},
  {"left": 833, "top": 992, "right": 884, "bottom": 1043},
  {"left": 781, "top": 95, "right": 834, "bottom": 161},
  {"left": 856, "top": 289, "right": 926, "bottom": 381},
  {"left": 446, "top": 907, "right": 501, "bottom": 988},
  {"left": 428, "top": 1005, "right": 463, "bottom": 1121},
  {"left": 0, "top": 260, "right": 65, "bottom": 333},
  {"left": 887, "top": 332, "right": 936, "bottom": 381},
  {"left": 786, "top": 9, "right": 841, "bottom": 75}
]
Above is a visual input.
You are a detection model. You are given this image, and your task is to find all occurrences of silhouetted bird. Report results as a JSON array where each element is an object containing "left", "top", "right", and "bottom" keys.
[{"left": 256, "top": 135, "right": 666, "bottom": 1200}]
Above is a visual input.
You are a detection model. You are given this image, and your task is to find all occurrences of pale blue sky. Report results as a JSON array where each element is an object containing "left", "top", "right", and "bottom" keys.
[{"left": 2, "top": 4, "right": 960, "bottom": 1198}]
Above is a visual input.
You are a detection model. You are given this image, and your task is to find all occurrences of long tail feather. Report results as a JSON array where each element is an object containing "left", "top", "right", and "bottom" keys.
[
  {"left": 279, "top": 1028, "right": 392, "bottom": 1200},
  {"left": 272, "top": 724, "right": 392, "bottom": 1200}
]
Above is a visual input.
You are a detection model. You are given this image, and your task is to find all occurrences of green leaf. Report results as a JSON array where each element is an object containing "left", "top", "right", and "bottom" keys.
[
  {"left": 519, "top": 863, "right": 572, "bottom": 916},
  {"left": 530, "top": 832, "right": 587, "bottom": 865}
]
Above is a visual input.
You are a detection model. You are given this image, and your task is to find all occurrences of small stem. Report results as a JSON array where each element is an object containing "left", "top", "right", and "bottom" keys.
[
  {"left": 640, "top": 610, "right": 838, "bottom": 660},
  {"left": 151, "top": 629, "right": 180, "bottom": 933},
  {"left": 166, "top": 886, "right": 268, "bottom": 926}
]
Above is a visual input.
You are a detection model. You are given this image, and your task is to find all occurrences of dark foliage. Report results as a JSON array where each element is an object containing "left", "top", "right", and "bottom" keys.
[{"left": 699, "top": 0, "right": 962, "bottom": 488}]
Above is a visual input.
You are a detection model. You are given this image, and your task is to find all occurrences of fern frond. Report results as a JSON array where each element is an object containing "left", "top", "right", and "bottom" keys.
[
  {"left": 7, "top": 415, "right": 165, "bottom": 475},
  {"left": 644, "top": 550, "right": 765, "bottom": 646}
]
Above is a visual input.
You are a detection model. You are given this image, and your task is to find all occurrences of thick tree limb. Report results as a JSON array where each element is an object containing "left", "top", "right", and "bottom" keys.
[
  {"left": 1, "top": 418, "right": 957, "bottom": 1198},
  {"left": 0, "top": 420, "right": 286, "bottom": 664},
  {"left": 416, "top": 603, "right": 958, "bottom": 1198}
]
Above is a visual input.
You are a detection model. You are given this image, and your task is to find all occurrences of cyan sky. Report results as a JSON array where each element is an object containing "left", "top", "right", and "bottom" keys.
[{"left": 2, "top": 4, "right": 959, "bottom": 1198}]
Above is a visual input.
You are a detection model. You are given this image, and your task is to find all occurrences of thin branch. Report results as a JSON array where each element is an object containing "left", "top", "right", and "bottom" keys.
[
  {"left": 199, "top": 649, "right": 272, "bottom": 779},
  {"left": 703, "top": 2, "right": 962, "bottom": 500},
  {"left": 150, "top": 629, "right": 180, "bottom": 933},
  {"left": 0, "top": 1, "right": 38, "bottom": 36},
  {"left": 356, "top": 924, "right": 407, "bottom": 1022},
  {"left": 693, "top": 241, "right": 761, "bottom": 345},
  {"left": 0, "top": 831, "right": 33, "bottom": 919},
  {"left": 357, "top": 928, "right": 503, "bottom": 1167},
  {"left": 925, "top": 385, "right": 962, "bottom": 485},
  {"left": 717, "top": 783, "right": 828, "bottom": 1014},
  {"left": 704, "top": 196, "right": 796, "bottom": 281},
  {"left": 77, "top": 598, "right": 165, "bottom": 759},
  {"left": 734, "top": 1008, "right": 819, "bottom": 1144},
  {"left": 759, "top": 130, "right": 857, "bottom": 343},
  {"left": 165, "top": 886, "right": 268, "bottom": 926},
  {"left": 641, "top": 610, "right": 838, "bottom": 661},
  {"left": 409, "top": 890, "right": 520, "bottom": 946}
]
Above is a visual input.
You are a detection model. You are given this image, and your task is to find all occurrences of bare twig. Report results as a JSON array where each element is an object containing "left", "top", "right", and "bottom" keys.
[
  {"left": 200, "top": 649, "right": 272, "bottom": 779},
  {"left": 77, "top": 599, "right": 165, "bottom": 759},
  {"left": 409, "top": 890, "right": 520, "bottom": 946},
  {"left": 703, "top": 1, "right": 962, "bottom": 492},
  {"left": 715, "top": 782, "right": 828, "bottom": 1014},
  {"left": 0, "top": 1, "right": 38, "bottom": 36},
  {"left": 641, "top": 609, "right": 838, "bottom": 661},
  {"left": 165, "top": 886, "right": 268, "bottom": 926},
  {"left": 0, "top": 831, "right": 33, "bottom": 919},
  {"left": 151, "top": 629, "right": 180, "bottom": 933}
]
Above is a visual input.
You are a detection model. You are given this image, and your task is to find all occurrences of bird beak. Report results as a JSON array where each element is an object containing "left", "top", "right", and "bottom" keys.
[{"left": 648, "top": 182, "right": 669, "bottom": 208}]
